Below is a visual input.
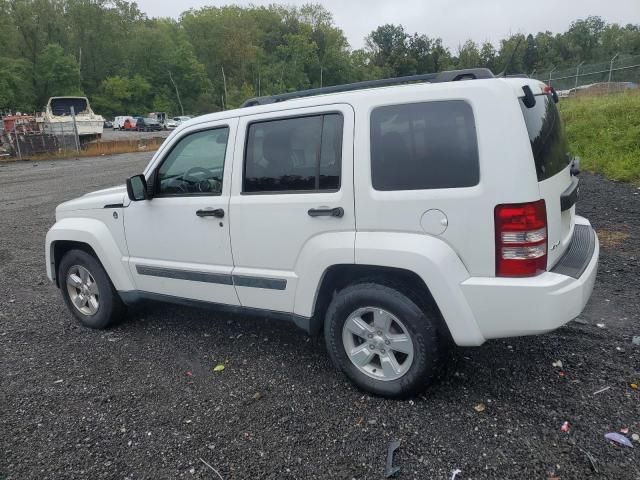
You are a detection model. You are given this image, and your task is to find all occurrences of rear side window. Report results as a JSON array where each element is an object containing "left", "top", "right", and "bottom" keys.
[
  {"left": 519, "top": 94, "right": 570, "bottom": 181},
  {"left": 244, "top": 114, "right": 343, "bottom": 193},
  {"left": 370, "top": 100, "right": 479, "bottom": 191}
]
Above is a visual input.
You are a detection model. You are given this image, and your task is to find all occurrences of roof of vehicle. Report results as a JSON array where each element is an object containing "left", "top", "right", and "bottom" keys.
[{"left": 179, "top": 70, "right": 546, "bottom": 131}]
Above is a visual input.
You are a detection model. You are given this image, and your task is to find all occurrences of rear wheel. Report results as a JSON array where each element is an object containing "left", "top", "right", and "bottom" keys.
[
  {"left": 324, "top": 282, "right": 444, "bottom": 398},
  {"left": 58, "top": 249, "right": 125, "bottom": 329}
]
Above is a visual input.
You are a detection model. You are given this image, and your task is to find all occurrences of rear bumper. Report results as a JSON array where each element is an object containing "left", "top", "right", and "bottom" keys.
[{"left": 460, "top": 216, "right": 598, "bottom": 341}]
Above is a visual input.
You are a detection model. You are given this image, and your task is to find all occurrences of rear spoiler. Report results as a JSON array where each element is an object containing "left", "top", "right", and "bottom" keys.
[{"left": 521, "top": 85, "right": 559, "bottom": 109}]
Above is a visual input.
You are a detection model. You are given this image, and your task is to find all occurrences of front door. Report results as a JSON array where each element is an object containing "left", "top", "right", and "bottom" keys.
[{"left": 123, "top": 119, "right": 239, "bottom": 305}]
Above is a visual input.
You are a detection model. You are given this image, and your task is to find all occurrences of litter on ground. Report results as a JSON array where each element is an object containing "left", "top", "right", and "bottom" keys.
[{"left": 604, "top": 432, "right": 633, "bottom": 448}]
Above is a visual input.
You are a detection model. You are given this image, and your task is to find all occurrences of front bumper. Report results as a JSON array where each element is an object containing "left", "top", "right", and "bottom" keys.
[{"left": 460, "top": 217, "right": 598, "bottom": 340}]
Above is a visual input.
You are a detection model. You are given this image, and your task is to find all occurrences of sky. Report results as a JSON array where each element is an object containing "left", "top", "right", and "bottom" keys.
[{"left": 135, "top": 0, "right": 640, "bottom": 51}]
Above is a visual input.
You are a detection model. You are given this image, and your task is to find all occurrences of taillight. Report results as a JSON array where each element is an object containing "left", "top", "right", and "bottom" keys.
[{"left": 495, "top": 200, "right": 547, "bottom": 277}]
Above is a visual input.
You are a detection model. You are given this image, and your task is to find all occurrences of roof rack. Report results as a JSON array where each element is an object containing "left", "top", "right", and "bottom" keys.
[{"left": 241, "top": 68, "right": 495, "bottom": 107}]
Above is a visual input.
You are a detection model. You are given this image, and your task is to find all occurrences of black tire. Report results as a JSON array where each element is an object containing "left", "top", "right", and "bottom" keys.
[
  {"left": 58, "top": 249, "right": 125, "bottom": 329},
  {"left": 324, "top": 282, "right": 444, "bottom": 398}
]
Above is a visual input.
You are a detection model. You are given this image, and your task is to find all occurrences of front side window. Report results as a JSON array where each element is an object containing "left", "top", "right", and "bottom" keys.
[
  {"left": 370, "top": 100, "right": 479, "bottom": 191},
  {"left": 243, "top": 114, "right": 343, "bottom": 193},
  {"left": 156, "top": 127, "right": 229, "bottom": 196}
]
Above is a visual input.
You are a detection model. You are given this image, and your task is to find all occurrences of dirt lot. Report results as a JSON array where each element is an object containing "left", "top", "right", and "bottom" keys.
[{"left": 0, "top": 153, "right": 638, "bottom": 479}]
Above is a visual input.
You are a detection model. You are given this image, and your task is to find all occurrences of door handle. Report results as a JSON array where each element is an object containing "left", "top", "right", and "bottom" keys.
[
  {"left": 196, "top": 208, "right": 224, "bottom": 218},
  {"left": 308, "top": 207, "right": 344, "bottom": 218}
]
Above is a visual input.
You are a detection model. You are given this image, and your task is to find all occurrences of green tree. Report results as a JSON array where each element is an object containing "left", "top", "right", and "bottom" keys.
[
  {"left": 479, "top": 42, "right": 497, "bottom": 72},
  {"left": 522, "top": 34, "right": 538, "bottom": 73},
  {"left": 35, "top": 43, "right": 82, "bottom": 105},
  {"left": 366, "top": 24, "right": 415, "bottom": 76},
  {"left": 456, "top": 40, "right": 481, "bottom": 68},
  {"left": 0, "top": 57, "right": 35, "bottom": 111}
]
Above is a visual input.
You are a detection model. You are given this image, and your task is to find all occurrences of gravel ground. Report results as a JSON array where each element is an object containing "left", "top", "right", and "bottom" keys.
[{"left": 0, "top": 153, "right": 638, "bottom": 480}]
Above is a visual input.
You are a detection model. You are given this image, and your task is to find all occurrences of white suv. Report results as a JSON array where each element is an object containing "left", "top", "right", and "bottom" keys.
[{"left": 46, "top": 69, "right": 598, "bottom": 398}]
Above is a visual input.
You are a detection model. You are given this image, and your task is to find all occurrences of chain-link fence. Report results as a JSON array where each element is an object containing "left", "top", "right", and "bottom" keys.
[
  {"left": 1, "top": 115, "right": 164, "bottom": 160},
  {"left": 532, "top": 54, "right": 640, "bottom": 97},
  {"left": 0, "top": 114, "right": 81, "bottom": 159}
]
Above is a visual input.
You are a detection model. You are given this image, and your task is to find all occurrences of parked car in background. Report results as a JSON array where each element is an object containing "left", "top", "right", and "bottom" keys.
[
  {"left": 566, "top": 81, "right": 638, "bottom": 97},
  {"left": 122, "top": 118, "right": 137, "bottom": 130},
  {"left": 135, "top": 117, "right": 162, "bottom": 132},
  {"left": 114, "top": 116, "right": 134, "bottom": 130},
  {"left": 149, "top": 112, "right": 168, "bottom": 130},
  {"left": 166, "top": 118, "right": 179, "bottom": 129},
  {"left": 103, "top": 120, "right": 113, "bottom": 129},
  {"left": 175, "top": 116, "right": 192, "bottom": 126}
]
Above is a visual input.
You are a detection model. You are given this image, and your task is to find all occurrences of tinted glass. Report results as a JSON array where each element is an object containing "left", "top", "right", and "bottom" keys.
[
  {"left": 244, "top": 114, "right": 343, "bottom": 193},
  {"left": 371, "top": 100, "right": 479, "bottom": 191},
  {"left": 519, "top": 94, "right": 570, "bottom": 181},
  {"left": 157, "top": 128, "right": 229, "bottom": 195}
]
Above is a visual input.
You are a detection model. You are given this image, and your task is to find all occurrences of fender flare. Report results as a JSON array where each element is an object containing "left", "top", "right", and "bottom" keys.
[
  {"left": 354, "top": 232, "right": 485, "bottom": 346},
  {"left": 46, "top": 217, "right": 134, "bottom": 291},
  {"left": 293, "top": 231, "right": 356, "bottom": 318}
]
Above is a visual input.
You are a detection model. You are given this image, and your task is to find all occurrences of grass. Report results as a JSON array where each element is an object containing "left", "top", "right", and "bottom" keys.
[{"left": 559, "top": 92, "right": 640, "bottom": 182}]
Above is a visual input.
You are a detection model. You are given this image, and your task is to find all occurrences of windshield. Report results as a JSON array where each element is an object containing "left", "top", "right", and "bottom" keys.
[
  {"left": 519, "top": 94, "right": 570, "bottom": 181},
  {"left": 50, "top": 98, "right": 89, "bottom": 116}
]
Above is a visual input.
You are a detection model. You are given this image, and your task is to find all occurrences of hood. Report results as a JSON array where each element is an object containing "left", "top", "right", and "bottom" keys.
[{"left": 56, "top": 185, "right": 127, "bottom": 213}]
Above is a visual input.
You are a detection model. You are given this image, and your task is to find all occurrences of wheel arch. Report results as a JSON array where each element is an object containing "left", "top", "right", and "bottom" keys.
[
  {"left": 310, "top": 264, "right": 453, "bottom": 339},
  {"left": 46, "top": 217, "right": 134, "bottom": 291},
  {"left": 50, "top": 240, "right": 99, "bottom": 287},
  {"left": 298, "top": 232, "right": 486, "bottom": 346}
]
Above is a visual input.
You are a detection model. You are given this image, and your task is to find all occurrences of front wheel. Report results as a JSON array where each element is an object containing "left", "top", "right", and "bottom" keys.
[
  {"left": 324, "top": 282, "right": 444, "bottom": 398},
  {"left": 58, "top": 249, "right": 125, "bottom": 329}
]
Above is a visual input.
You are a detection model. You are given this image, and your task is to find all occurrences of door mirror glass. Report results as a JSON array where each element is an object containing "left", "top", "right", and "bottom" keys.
[{"left": 126, "top": 174, "right": 148, "bottom": 201}]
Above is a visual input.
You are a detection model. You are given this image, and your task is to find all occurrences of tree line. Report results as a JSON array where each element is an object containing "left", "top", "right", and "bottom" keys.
[{"left": 1, "top": 0, "right": 639, "bottom": 116}]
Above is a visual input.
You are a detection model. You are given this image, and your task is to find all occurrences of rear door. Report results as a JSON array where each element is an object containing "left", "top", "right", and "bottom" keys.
[
  {"left": 229, "top": 104, "right": 355, "bottom": 313},
  {"left": 519, "top": 90, "right": 575, "bottom": 267}
]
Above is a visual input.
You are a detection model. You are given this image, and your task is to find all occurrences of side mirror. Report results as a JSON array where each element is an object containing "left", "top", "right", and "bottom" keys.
[{"left": 126, "top": 174, "right": 148, "bottom": 201}]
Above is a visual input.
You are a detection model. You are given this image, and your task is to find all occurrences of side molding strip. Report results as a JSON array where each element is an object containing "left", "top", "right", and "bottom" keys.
[
  {"left": 135, "top": 265, "right": 287, "bottom": 290},
  {"left": 136, "top": 265, "right": 233, "bottom": 285},
  {"left": 233, "top": 275, "right": 287, "bottom": 291}
]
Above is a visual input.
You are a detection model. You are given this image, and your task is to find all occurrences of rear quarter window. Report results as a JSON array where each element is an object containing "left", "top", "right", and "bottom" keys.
[
  {"left": 519, "top": 94, "right": 570, "bottom": 181},
  {"left": 370, "top": 100, "right": 479, "bottom": 191}
]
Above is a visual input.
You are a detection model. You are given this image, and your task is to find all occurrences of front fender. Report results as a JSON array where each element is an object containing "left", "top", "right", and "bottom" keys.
[
  {"left": 46, "top": 217, "right": 134, "bottom": 291},
  {"left": 355, "top": 232, "right": 485, "bottom": 346}
]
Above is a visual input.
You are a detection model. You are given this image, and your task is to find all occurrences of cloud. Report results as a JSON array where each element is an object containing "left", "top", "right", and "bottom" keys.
[{"left": 136, "top": 0, "right": 640, "bottom": 50}]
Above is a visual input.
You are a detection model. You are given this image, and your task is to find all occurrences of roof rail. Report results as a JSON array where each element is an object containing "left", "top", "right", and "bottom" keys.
[{"left": 241, "top": 68, "right": 495, "bottom": 107}]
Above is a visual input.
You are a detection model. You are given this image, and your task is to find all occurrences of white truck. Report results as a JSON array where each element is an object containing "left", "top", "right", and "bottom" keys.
[{"left": 46, "top": 69, "right": 598, "bottom": 397}]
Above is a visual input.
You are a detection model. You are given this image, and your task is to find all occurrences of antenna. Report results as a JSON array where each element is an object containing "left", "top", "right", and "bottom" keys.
[{"left": 499, "top": 36, "right": 523, "bottom": 77}]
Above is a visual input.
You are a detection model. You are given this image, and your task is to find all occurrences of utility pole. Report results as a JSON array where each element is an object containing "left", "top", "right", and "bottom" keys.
[
  {"left": 70, "top": 106, "right": 80, "bottom": 153},
  {"left": 168, "top": 71, "right": 184, "bottom": 116},
  {"left": 574, "top": 61, "right": 585, "bottom": 91},
  {"left": 221, "top": 66, "right": 228, "bottom": 105},
  {"left": 548, "top": 66, "right": 557, "bottom": 87},
  {"left": 13, "top": 127, "right": 22, "bottom": 161},
  {"left": 608, "top": 53, "right": 619, "bottom": 92}
]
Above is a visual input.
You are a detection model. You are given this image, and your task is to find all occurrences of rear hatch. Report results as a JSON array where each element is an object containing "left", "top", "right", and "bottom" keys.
[{"left": 519, "top": 85, "right": 576, "bottom": 268}]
